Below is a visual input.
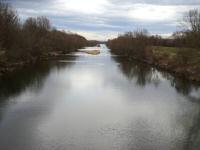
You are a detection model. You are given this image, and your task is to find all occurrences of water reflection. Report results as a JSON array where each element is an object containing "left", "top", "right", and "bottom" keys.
[
  {"left": 113, "top": 56, "right": 200, "bottom": 97},
  {"left": 0, "top": 45, "right": 199, "bottom": 150},
  {"left": 0, "top": 56, "right": 77, "bottom": 123},
  {"left": 112, "top": 55, "right": 200, "bottom": 150},
  {"left": 0, "top": 55, "right": 77, "bottom": 99},
  {"left": 113, "top": 56, "right": 161, "bottom": 87}
]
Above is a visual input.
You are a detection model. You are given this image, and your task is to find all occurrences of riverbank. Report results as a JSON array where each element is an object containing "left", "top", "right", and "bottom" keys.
[
  {"left": 111, "top": 46, "right": 200, "bottom": 83},
  {"left": 0, "top": 59, "right": 38, "bottom": 76},
  {"left": 0, "top": 48, "right": 100, "bottom": 76},
  {"left": 151, "top": 46, "right": 200, "bottom": 82},
  {"left": 0, "top": 51, "right": 67, "bottom": 76}
]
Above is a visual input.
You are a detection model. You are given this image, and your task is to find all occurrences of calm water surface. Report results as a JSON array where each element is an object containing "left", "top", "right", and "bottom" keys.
[{"left": 0, "top": 45, "right": 199, "bottom": 150}]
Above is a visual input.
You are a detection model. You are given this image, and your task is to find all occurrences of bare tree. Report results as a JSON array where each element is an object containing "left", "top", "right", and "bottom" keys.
[
  {"left": 187, "top": 9, "right": 200, "bottom": 32},
  {"left": 181, "top": 9, "right": 200, "bottom": 32},
  {"left": 0, "top": 1, "right": 88, "bottom": 61},
  {"left": 107, "top": 29, "right": 151, "bottom": 60},
  {"left": 0, "top": 0, "right": 20, "bottom": 50},
  {"left": 180, "top": 9, "right": 200, "bottom": 48}
]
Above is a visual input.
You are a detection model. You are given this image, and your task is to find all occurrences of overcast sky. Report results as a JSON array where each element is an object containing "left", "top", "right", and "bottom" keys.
[{"left": 7, "top": 0, "right": 200, "bottom": 40}]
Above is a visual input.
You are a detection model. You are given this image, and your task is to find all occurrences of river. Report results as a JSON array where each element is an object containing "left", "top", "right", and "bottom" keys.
[{"left": 0, "top": 45, "right": 199, "bottom": 150}]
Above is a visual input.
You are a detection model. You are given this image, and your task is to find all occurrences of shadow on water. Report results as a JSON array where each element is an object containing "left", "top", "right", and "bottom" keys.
[
  {"left": 113, "top": 56, "right": 162, "bottom": 87},
  {"left": 0, "top": 55, "right": 78, "bottom": 123},
  {"left": 161, "top": 72, "right": 199, "bottom": 96},
  {"left": 0, "top": 63, "right": 51, "bottom": 100},
  {"left": 113, "top": 56, "right": 199, "bottom": 96},
  {"left": 112, "top": 56, "right": 200, "bottom": 150}
]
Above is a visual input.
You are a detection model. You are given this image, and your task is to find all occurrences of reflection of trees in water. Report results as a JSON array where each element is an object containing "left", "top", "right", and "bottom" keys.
[
  {"left": 0, "top": 62, "right": 51, "bottom": 122},
  {"left": 161, "top": 70, "right": 200, "bottom": 148},
  {"left": 0, "top": 63, "right": 50, "bottom": 100},
  {"left": 113, "top": 56, "right": 200, "bottom": 150},
  {"left": 113, "top": 56, "right": 199, "bottom": 96},
  {"left": 0, "top": 56, "right": 77, "bottom": 122},
  {"left": 160, "top": 67, "right": 200, "bottom": 148},
  {"left": 0, "top": 56, "right": 77, "bottom": 100},
  {"left": 113, "top": 56, "right": 160, "bottom": 87},
  {"left": 161, "top": 72, "right": 199, "bottom": 96}
]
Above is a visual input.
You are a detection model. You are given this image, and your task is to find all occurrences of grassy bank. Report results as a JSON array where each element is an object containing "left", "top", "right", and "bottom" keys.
[{"left": 150, "top": 46, "right": 200, "bottom": 82}]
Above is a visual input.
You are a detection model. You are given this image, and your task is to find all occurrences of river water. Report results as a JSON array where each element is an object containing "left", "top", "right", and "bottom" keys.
[{"left": 0, "top": 45, "right": 199, "bottom": 150}]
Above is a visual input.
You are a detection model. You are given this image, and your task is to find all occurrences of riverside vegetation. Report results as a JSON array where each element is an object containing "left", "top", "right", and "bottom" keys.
[
  {"left": 0, "top": 1, "right": 89, "bottom": 74},
  {"left": 1, "top": 0, "right": 200, "bottom": 82},
  {"left": 107, "top": 10, "right": 200, "bottom": 82}
]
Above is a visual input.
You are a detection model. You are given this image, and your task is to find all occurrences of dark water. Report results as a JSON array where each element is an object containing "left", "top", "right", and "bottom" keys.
[{"left": 0, "top": 45, "right": 199, "bottom": 150}]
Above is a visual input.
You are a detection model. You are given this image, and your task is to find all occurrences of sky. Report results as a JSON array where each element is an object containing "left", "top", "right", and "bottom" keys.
[{"left": 7, "top": 0, "right": 200, "bottom": 41}]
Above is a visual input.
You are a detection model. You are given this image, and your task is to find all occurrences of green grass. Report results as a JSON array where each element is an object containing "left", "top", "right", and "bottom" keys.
[
  {"left": 153, "top": 46, "right": 178, "bottom": 54},
  {"left": 147, "top": 46, "right": 200, "bottom": 81},
  {"left": 152, "top": 46, "right": 200, "bottom": 67},
  {"left": 152, "top": 46, "right": 179, "bottom": 59}
]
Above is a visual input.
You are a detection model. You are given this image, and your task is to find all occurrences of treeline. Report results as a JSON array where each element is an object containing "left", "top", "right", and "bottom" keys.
[
  {"left": 107, "top": 9, "right": 200, "bottom": 59},
  {"left": 0, "top": 1, "right": 87, "bottom": 63},
  {"left": 109, "top": 32, "right": 185, "bottom": 50},
  {"left": 107, "top": 30, "right": 151, "bottom": 60},
  {"left": 87, "top": 40, "right": 106, "bottom": 47}
]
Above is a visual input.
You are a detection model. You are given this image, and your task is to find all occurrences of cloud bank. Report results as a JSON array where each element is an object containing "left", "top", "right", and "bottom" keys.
[{"left": 8, "top": 0, "right": 200, "bottom": 40}]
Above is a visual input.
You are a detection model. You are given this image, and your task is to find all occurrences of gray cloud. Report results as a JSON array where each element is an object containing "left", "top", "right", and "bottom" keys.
[
  {"left": 109, "top": 0, "right": 200, "bottom": 5},
  {"left": 6, "top": 0, "right": 200, "bottom": 40}
]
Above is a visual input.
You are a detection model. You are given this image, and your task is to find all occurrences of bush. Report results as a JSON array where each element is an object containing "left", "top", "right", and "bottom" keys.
[
  {"left": 0, "top": 0, "right": 20, "bottom": 51},
  {"left": 107, "top": 30, "right": 152, "bottom": 60}
]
